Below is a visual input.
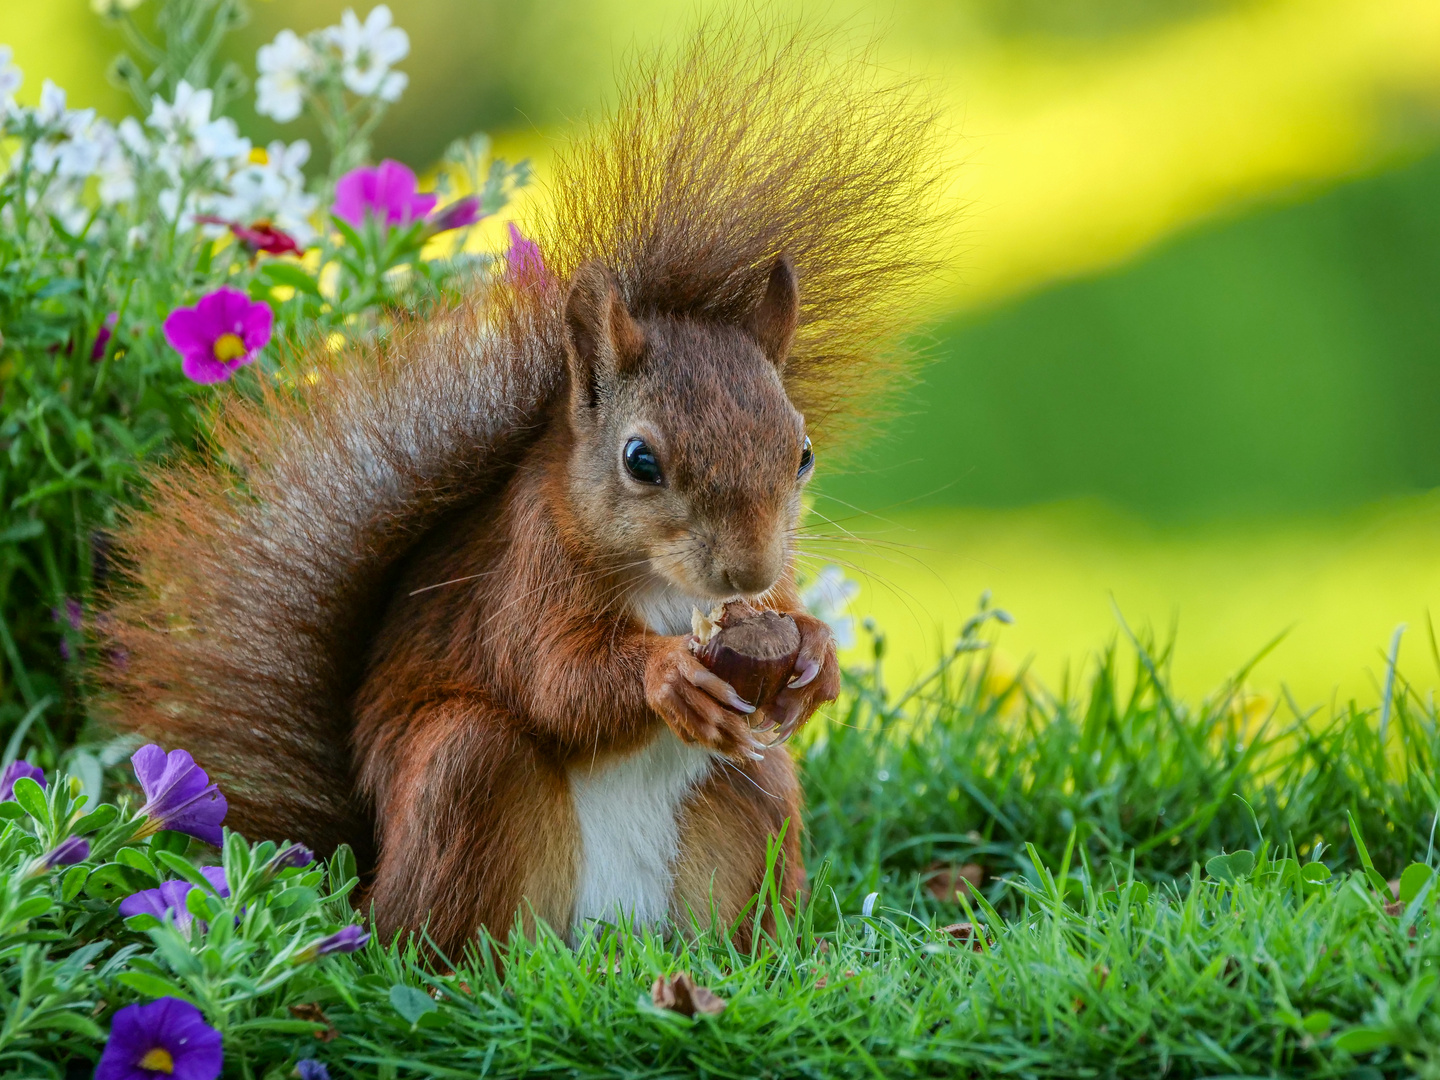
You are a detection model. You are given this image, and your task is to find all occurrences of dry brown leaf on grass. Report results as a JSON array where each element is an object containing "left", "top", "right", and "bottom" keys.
[
  {"left": 651, "top": 972, "right": 727, "bottom": 1016},
  {"left": 940, "top": 922, "right": 991, "bottom": 951},
  {"left": 288, "top": 1003, "right": 338, "bottom": 1042},
  {"left": 926, "top": 862, "right": 985, "bottom": 902}
]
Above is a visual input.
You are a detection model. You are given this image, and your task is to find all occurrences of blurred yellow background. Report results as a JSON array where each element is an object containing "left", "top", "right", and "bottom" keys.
[{"left": 7, "top": 0, "right": 1440, "bottom": 704}]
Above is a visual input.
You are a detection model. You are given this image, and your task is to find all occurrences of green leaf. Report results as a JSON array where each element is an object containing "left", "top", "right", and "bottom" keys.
[
  {"left": 1302, "top": 1011, "right": 1334, "bottom": 1035},
  {"left": 72, "top": 804, "right": 119, "bottom": 834},
  {"left": 116, "top": 971, "right": 194, "bottom": 1002},
  {"left": 1398, "top": 863, "right": 1434, "bottom": 904},
  {"left": 271, "top": 886, "right": 319, "bottom": 916},
  {"left": 61, "top": 864, "right": 88, "bottom": 902},
  {"left": 32, "top": 1010, "right": 104, "bottom": 1038},
  {"left": 1301, "top": 862, "right": 1332, "bottom": 882},
  {"left": 1346, "top": 811, "right": 1382, "bottom": 893},
  {"left": 259, "top": 262, "right": 322, "bottom": 297},
  {"left": 11, "top": 895, "right": 53, "bottom": 922},
  {"left": 11, "top": 776, "right": 50, "bottom": 826},
  {"left": 1206, "top": 850, "right": 1255, "bottom": 884},
  {"left": 150, "top": 830, "right": 191, "bottom": 857},
  {"left": 152, "top": 850, "right": 214, "bottom": 890},
  {"left": 390, "top": 984, "right": 438, "bottom": 1025},
  {"left": 0, "top": 519, "right": 45, "bottom": 544},
  {"left": 330, "top": 213, "right": 365, "bottom": 253},
  {"left": 1334, "top": 1027, "right": 1392, "bottom": 1054},
  {"left": 0, "top": 802, "right": 26, "bottom": 820},
  {"left": 115, "top": 847, "right": 160, "bottom": 881},
  {"left": 84, "top": 862, "right": 154, "bottom": 901}
]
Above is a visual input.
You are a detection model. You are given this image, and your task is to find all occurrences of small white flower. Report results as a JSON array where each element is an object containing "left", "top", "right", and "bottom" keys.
[
  {"left": 800, "top": 565, "right": 861, "bottom": 650},
  {"left": 375, "top": 68, "right": 406, "bottom": 103},
  {"left": 37, "top": 78, "right": 68, "bottom": 124},
  {"left": 255, "top": 29, "right": 315, "bottom": 123},
  {"left": 212, "top": 139, "right": 319, "bottom": 244},
  {"left": 325, "top": 5, "right": 409, "bottom": 98},
  {"left": 95, "top": 119, "right": 143, "bottom": 204},
  {"left": 116, "top": 115, "right": 148, "bottom": 155},
  {"left": 148, "top": 80, "right": 249, "bottom": 172},
  {"left": 90, "top": 0, "right": 146, "bottom": 14},
  {"left": 0, "top": 46, "right": 22, "bottom": 106},
  {"left": 27, "top": 81, "right": 108, "bottom": 181}
]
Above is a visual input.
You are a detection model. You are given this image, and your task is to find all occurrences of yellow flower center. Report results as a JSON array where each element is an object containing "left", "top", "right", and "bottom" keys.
[
  {"left": 248, "top": 146, "right": 269, "bottom": 165},
  {"left": 212, "top": 333, "right": 247, "bottom": 362},
  {"left": 139, "top": 1048, "right": 175, "bottom": 1074}
]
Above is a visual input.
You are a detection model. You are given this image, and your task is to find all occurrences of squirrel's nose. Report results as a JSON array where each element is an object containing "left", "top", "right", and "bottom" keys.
[{"left": 720, "top": 552, "right": 782, "bottom": 597}]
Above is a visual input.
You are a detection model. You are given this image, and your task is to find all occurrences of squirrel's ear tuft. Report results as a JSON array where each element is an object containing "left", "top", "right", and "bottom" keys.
[
  {"left": 743, "top": 257, "right": 800, "bottom": 368},
  {"left": 564, "top": 261, "right": 645, "bottom": 407}
]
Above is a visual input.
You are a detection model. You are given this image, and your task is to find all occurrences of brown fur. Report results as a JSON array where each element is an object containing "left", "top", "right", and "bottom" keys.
[{"left": 100, "top": 24, "right": 941, "bottom": 957}]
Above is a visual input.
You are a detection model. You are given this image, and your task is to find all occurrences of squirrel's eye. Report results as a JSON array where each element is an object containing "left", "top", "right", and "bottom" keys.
[
  {"left": 798, "top": 436, "right": 815, "bottom": 479},
  {"left": 623, "top": 437, "right": 663, "bottom": 485}
]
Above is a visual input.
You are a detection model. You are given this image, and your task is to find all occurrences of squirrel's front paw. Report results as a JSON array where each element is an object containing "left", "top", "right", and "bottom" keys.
[
  {"left": 759, "top": 612, "right": 840, "bottom": 742},
  {"left": 644, "top": 637, "right": 766, "bottom": 761}
]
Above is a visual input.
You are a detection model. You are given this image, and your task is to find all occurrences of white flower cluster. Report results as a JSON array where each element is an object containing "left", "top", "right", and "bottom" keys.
[
  {"left": 1, "top": 47, "right": 316, "bottom": 241},
  {"left": 256, "top": 5, "right": 409, "bottom": 124}
]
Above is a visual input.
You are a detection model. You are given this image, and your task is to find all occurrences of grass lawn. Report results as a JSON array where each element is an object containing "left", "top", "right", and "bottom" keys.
[{"left": 4, "top": 608, "right": 1439, "bottom": 1079}]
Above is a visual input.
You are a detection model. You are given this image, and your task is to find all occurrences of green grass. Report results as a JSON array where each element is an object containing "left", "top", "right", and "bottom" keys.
[{"left": 5, "top": 615, "right": 1440, "bottom": 1078}]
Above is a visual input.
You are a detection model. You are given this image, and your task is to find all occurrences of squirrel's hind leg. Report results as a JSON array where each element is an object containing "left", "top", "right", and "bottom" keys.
[
  {"left": 360, "top": 699, "right": 579, "bottom": 959},
  {"left": 668, "top": 748, "right": 805, "bottom": 947}
]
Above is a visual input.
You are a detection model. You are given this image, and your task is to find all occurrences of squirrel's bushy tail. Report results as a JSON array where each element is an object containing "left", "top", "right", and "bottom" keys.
[{"left": 103, "top": 25, "right": 943, "bottom": 856}]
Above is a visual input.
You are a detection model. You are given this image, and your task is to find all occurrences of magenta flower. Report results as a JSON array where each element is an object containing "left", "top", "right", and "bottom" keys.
[
  {"left": 195, "top": 215, "right": 304, "bottom": 257},
  {"left": 92, "top": 312, "right": 118, "bottom": 360},
  {"left": 0, "top": 760, "right": 45, "bottom": 801},
  {"left": 130, "top": 745, "right": 228, "bottom": 846},
  {"left": 162, "top": 287, "right": 273, "bottom": 384},
  {"left": 332, "top": 159, "right": 436, "bottom": 229},
  {"left": 120, "top": 867, "right": 229, "bottom": 935},
  {"left": 506, "top": 222, "right": 545, "bottom": 285},
  {"left": 96, "top": 997, "right": 222, "bottom": 1080}
]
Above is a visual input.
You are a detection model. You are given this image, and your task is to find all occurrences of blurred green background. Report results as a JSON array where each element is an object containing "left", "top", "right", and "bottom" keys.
[{"left": 6, "top": 0, "right": 1440, "bottom": 703}]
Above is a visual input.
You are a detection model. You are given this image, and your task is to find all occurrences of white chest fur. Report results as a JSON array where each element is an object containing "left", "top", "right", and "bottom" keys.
[
  {"left": 569, "top": 728, "right": 713, "bottom": 935},
  {"left": 566, "top": 579, "right": 717, "bottom": 937}
]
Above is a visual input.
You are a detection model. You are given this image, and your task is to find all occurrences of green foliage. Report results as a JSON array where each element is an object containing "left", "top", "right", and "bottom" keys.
[
  {"left": 0, "top": 0, "right": 526, "bottom": 753},
  {"left": 2, "top": 624, "right": 1439, "bottom": 1078}
]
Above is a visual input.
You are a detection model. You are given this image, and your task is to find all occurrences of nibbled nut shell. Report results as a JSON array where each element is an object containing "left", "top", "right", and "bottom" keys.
[{"left": 693, "top": 600, "right": 801, "bottom": 709}]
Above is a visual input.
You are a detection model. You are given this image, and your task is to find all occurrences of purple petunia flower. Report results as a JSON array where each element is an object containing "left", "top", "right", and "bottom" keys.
[
  {"left": 52, "top": 597, "right": 83, "bottom": 631},
  {"left": 130, "top": 745, "right": 228, "bottom": 846},
  {"left": 42, "top": 835, "right": 90, "bottom": 868},
  {"left": 268, "top": 844, "right": 314, "bottom": 873},
  {"left": 96, "top": 997, "right": 222, "bottom": 1080},
  {"left": 505, "top": 222, "right": 545, "bottom": 285},
  {"left": 0, "top": 760, "right": 45, "bottom": 802},
  {"left": 120, "top": 867, "right": 229, "bottom": 935},
  {"left": 296, "top": 1061, "right": 330, "bottom": 1080},
  {"left": 298, "top": 923, "right": 370, "bottom": 962},
  {"left": 162, "top": 287, "right": 273, "bottom": 385},
  {"left": 426, "top": 195, "right": 481, "bottom": 235},
  {"left": 332, "top": 160, "right": 436, "bottom": 230}
]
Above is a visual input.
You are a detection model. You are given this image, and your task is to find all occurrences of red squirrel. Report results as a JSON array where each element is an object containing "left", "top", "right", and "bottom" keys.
[{"left": 102, "top": 30, "right": 939, "bottom": 957}]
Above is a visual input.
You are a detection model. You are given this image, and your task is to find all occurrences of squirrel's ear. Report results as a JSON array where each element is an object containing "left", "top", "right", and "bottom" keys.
[
  {"left": 564, "top": 261, "right": 645, "bottom": 407},
  {"left": 743, "top": 256, "right": 800, "bottom": 368}
]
